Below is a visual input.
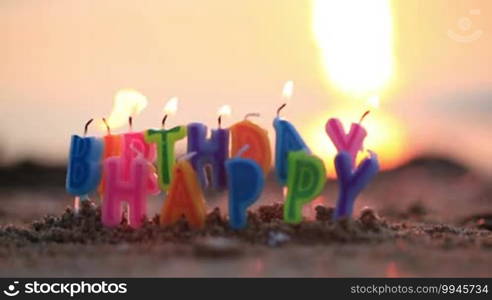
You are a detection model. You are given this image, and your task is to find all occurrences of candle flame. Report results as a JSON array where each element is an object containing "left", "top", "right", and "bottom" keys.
[
  {"left": 163, "top": 96, "right": 179, "bottom": 116},
  {"left": 368, "top": 95, "right": 380, "bottom": 108},
  {"left": 217, "top": 105, "right": 232, "bottom": 117},
  {"left": 282, "top": 80, "right": 294, "bottom": 100},
  {"left": 105, "top": 89, "right": 148, "bottom": 130}
]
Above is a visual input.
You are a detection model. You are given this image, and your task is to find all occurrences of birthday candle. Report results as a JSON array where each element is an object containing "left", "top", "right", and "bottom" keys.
[
  {"left": 146, "top": 127, "right": 186, "bottom": 190},
  {"left": 102, "top": 155, "right": 151, "bottom": 228},
  {"left": 121, "top": 131, "right": 160, "bottom": 194},
  {"left": 186, "top": 105, "right": 231, "bottom": 190},
  {"left": 283, "top": 151, "right": 326, "bottom": 224},
  {"left": 66, "top": 119, "right": 104, "bottom": 196},
  {"left": 230, "top": 113, "right": 272, "bottom": 175},
  {"left": 273, "top": 81, "right": 310, "bottom": 185},
  {"left": 101, "top": 118, "right": 122, "bottom": 158},
  {"left": 99, "top": 89, "right": 159, "bottom": 195},
  {"left": 325, "top": 112, "right": 369, "bottom": 167},
  {"left": 160, "top": 158, "right": 207, "bottom": 229},
  {"left": 226, "top": 145, "right": 265, "bottom": 229},
  {"left": 145, "top": 97, "right": 187, "bottom": 191},
  {"left": 98, "top": 118, "right": 121, "bottom": 193},
  {"left": 333, "top": 151, "right": 379, "bottom": 220}
]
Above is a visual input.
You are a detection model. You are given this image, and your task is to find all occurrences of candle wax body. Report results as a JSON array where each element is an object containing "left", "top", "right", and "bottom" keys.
[
  {"left": 103, "top": 134, "right": 121, "bottom": 158},
  {"left": 333, "top": 151, "right": 379, "bottom": 220},
  {"left": 160, "top": 160, "right": 206, "bottom": 229},
  {"left": 187, "top": 123, "right": 229, "bottom": 190},
  {"left": 230, "top": 120, "right": 271, "bottom": 175},
  {"left": 226, "top": 157, "right": 264, "bottom": 229},
  {"left": 145, "top": 126, "right": 187, "bottom": 191},
  {"left": 98, "top": 134, "right": 122, "bottom": 193},
  {"left": 325, "top": 118, "right": 367, "bottom": 166},
  {"left": 66, "top": 135, "right": 103, "bottom": 196},
  {"left": 273, "top": 118, "right": 310, "bottom": 185},
  {"left": 121, "top": 132, "right": 159, "bottom": 194},
  {"left": 283, "top": 151, "right": 326, "bottom": 224},
  {"left": 102, "top": 155, "right": 151, "bottom": 228}
]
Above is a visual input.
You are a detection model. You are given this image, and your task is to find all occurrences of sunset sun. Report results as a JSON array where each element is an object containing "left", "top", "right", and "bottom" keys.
[
  {"left": 313, "top": 0, "right": 394, "bottom": 96},
  {"left": 311, "top": 0, "right": 406, "bottom": 175}
]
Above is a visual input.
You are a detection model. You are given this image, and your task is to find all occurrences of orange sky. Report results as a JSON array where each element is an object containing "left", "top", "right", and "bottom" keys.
[{"left": 0, "top": 0, "right": 491, "bottom": 174}]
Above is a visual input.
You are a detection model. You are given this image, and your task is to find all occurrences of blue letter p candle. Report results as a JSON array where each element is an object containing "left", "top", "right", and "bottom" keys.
[{"left": 226, "top": 156, "right": 264, "bottom": 229}]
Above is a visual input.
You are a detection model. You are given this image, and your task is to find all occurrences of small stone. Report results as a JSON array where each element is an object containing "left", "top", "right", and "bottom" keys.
[
  {"left": 359, "top": 207, "right": 380, "bottom": 227},
  {"left": 315, "top": 205, "right": 333, "bottom": 222},
  {"left": 267, "top": 231, "right": 290, "bottom": 247},
  {"left": 193, "top": 237, "right": 242, "bottom": 257},
  {"left": 258, "top": 203, "right": 283, "bottom": 222},
  {"left": 206, "top": 207, "right": 226, "bottom": 227},
  {"left": 477, "top": 218, "right": 492, "bottom": 231},
  {"left": 407, "top": 201, "right": 428, "bottom": 217}
]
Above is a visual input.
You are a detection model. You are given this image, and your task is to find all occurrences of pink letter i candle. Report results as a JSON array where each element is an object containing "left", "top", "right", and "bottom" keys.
[{"left": 121, "top": 131, "right": 160, "bottom": 195}]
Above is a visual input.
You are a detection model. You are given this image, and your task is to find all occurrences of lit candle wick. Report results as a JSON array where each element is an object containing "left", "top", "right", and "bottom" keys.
[
  {"left": 278, "top": 80, "right": 293, "bottom": 117},
  {"left": 161, "top": 114, "right": 168, "bottom": 129},
  {"left": 216, "top": 105, "right": 231, "bottom": 129},
  {"left": 162, "top": 96, "right": 178, "bottom": 129},
  {"left": 359, "top": 110, "right": 371, "bottom": 124},
  {"left": 217, "top": 115, "right": 223, "bottom": 129},
  {"left": 128, "top": 116, "right": 133, "bottom": 131},
  {"left": 83, "top": 118, "right": 94, "bottom": 137},
  {"left": 102, "top": 117, "right": 111, "bottom": 135},
  {"left": 276, "top": 103, "right": 287, "bottom": 118}
]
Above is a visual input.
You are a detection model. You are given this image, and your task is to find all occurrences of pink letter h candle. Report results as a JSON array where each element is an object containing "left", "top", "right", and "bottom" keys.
[{"left": 102, "top": 156, "right": 151, "bottom": 228}]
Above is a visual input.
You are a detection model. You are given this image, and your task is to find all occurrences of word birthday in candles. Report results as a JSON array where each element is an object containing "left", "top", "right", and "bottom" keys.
[{"left": 66, "top": 83, "right": 380, "bottom": 230}]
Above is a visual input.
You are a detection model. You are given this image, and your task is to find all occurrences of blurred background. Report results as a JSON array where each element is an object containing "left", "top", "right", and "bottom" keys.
[{"left": 0, "top": 0, "right": 491, "bottom": 224}]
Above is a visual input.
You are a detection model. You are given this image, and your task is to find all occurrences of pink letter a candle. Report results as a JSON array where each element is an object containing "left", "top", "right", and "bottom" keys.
[{"left": 160, "top": 160, "right": 207, "bottom": 229}]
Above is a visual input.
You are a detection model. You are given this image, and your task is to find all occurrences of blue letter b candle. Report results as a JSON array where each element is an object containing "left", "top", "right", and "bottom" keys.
[{"left": 66, "top": 135, "right": 103, "bottom": 196}]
